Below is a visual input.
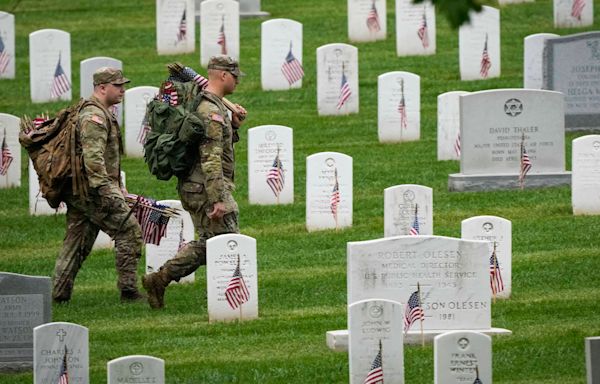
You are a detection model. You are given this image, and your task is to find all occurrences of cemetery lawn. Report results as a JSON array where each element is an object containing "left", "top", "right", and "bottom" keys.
[{"left": 1, "top": 0, "right": 600, "bottom": 382}]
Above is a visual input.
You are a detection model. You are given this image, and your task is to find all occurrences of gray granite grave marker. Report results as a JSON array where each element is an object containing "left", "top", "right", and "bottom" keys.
[{"left": 586, "top": 337, "right": 600, "bottom": 384}]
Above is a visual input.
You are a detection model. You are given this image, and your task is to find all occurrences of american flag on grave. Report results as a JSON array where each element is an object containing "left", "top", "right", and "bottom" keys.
[
  {"left": 176, "top": 9, "right": 187, "bottom": 43},
  {"left": 366, "top": 1, "right": 381, "bottom": 33},
  {"left": 519, "top": 135, "right": 532, "bottom": 185},
  {"left": 403, "top": 287, "right": 424, "bottom": 333},
  {"left": 57, "top": 345, "right": 69, "bottom": 384},
  {"left": 479, "top": 34, "right": 491, "bottom": 79},
  {"left": 330, "top": 168, "right": 341, "bottom": 220},
  {"left": 127, "top": 194, "right": 170, "bottom": 246},
  {"left": 51, "top": 52, "right": 71, "bottom": 99},
  {"left": 137, "top": 112, "right": 151, "bottom": 145},
  {"left": 417, "top": 9, "right": 429, "bottom": 49},
  {"left": 337, "top": 69, "right": 352, "bottom": 110},
  {"left": 409, "top": 204, "right": 419, "bottom": 236},
  {"left": 397, "top": 79, "right": 408, "bottom": 130},
  {"left": 363, "top": 340, "right": 384, "bottom": 384},
  {"left": 224, "top": 256, "right": 250, "bottom": 310},
  {"left": 490, "top": 243, "right": 504, "bottom": 295},
  {"left": 217, "top": 16, "right": 227, "bottom": 55},
  {"left": 454, "top": 132, "right": 461, "bottom": 157},
  {"left": 0, "top": 130, "right": 14, "bottom": 176},
  {"left": 281, "top": 42, "right": 304, "bottom": 86},
  {"left": 571, "top": 0, "right": 585, "bottom": 20},
  {"left": 266, "top": 149, "right": 285, "bottom": 198},
  {"left": 0, "top": 34, "right": 10, "bottom": 75}
]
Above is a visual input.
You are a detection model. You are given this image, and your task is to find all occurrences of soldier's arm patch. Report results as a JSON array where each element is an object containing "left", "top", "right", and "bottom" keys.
[
  {"left": 210, "top": 113, "right": 224, "bottom": 123},
  {"left": 91, "top": 114, "right": 104, "bottom": 125}
]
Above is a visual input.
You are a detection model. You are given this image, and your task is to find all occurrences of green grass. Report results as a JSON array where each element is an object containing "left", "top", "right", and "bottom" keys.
[{"left": 1, "top": 0, "right": 600, "bottom": 382}]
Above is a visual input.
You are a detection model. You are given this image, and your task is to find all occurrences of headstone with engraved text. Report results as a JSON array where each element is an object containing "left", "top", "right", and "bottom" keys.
[
  {"left": 554, "top": 0, "right": 593, "bottom": 28},
  {"left": 459, "top": 6, "right": 500, "bottom": 81},
  {"left": 157, "top": 0, "right": 195, "bottom": 55},
  {"left": 29, "top": 29, "right": 72, "bottom": 103},
  {"left": 200, "top": 0, "right": 239, "bottom": 67},
  {"left": 396, "top": 0, "right": 436, "bottom": 56},
  {"left": 316, "top": 43, "right": 359, "bottom": 116},
  {"left": 261, "top": 18, "right": 304, "bottom": 90},
  {"left": 124, "top": 86, "right": 159, "bottom": 158},
  {"left": 384, "top": 184, "right": 432, "bottom": 237},
  {"left": 348, "top": 0, "right": 386, "bottom": 43},
  {"left": 434, "top": 331, "right": 492, "bottom": 384},
  {"left": 0, "top": 12, "right": 15, "bottom": 79},
  {"left": 378, "top": 71, "right": 420, "bottom": 143},
  {"left": 108, "top": 355, "right": 165, "bottom": 384},
  {"left": 572, "top": 135, "right": 600, "bottom": 215}
]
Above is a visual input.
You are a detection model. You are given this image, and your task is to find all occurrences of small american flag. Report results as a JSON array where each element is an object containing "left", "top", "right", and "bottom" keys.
[
  {"left": 480, "top": 34, "right": 491, "bottom": 79},
  {"left": 33, "top": 115, "right": 49, "bottom": 129},
  {"left": 571, "top": 0, "right": 585, "bottom": 20},
  {"left": 50, "top": 53, "right": 71, "bottom": 99},
  {"left": 454, "top": 132, "right": 461, "bottom": 157},
  {"left": 519, "top": 135, "right": 532, "bottom": 185},
  {"left": 225, "top": 257, "right": 250, "bottom": 310},
  {"left": 217, "top": 16, "right": 227, "bottom": 55},
  {"left": 177, "top": 9, "right": 187, "bottom": 42},
  {"left": 409, "top": 204, "right": 419, "bottom": 236},
  {"left": 397, "top": 79, "right": 408, "bottom": 130},
  {"left": 0, "top": 34, "right": 10, "bottom": 75},
  {"left": 363, "top": 340, "right": 384, "bottom": 384},
  {"left": 128, "top": 194, "right": 170, "bottom": 246},
  {"left": 366, "top": 1, "right": 381, "bottom": 33},
  {"left": 490, "top": 243, "right": 504, "bottom": 295},
  {"left": 171, "top": 66, "right": 209, "bottom": 89},
  {"left": 0, "top": 130, "right": 13, "bottom": 176},
  {"left": 330, "top": 168, "right": 341, "bottom": 220},
  {"left": 58, "top": 345, "right": 69, "bottom": 384},
  {"left": 137, "top": 113, "right": 151, "bottom": 144},
  {"left": 281, "top": 42, "right": 304, "bottom": 86},
  {"left": 266, "top": 150, "right": 285, "bottom": 198},
  {"left": 336, "top": 70, "right": 352, "bottom": 110},
  {"left": 404, "top": 287, "right": 424, "bottom": 333},
  {"left": 417, "top": 10, "right": 429, "bottom": 49}
]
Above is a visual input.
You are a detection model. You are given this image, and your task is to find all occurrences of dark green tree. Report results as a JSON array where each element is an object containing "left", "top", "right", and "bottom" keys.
[{"left": 413, "top": 0, "right": 494, "bottom": 29}]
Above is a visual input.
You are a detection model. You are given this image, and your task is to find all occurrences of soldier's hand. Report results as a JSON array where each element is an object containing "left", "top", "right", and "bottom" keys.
[
  {"left": 232, "top": 104, "right": 246, "bottom": 126},
  {"left": 208, "top": 202, "right": 227, "bottom": 220}
]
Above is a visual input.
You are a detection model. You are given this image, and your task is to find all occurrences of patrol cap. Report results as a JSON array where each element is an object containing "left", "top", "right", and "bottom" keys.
[
  {"left": 93, "top": 67, "right": 130, "bottom": 86},
  {"left": 207, "top": 55, "right": 244, "bottom": 77}
]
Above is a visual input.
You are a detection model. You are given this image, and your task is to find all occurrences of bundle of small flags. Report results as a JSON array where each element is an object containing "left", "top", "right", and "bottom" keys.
[
  {"left": 159, "top": 81, "right": 179, "bottom": 106},
  {"left": 167, "top": 63, "right": 209, "bottom": 89},
  {"left": 125, "top": 194, "right": 180, "bottom": 246},
  {"left": 20, "top": 113, "right": 51, "bottom": 136}
]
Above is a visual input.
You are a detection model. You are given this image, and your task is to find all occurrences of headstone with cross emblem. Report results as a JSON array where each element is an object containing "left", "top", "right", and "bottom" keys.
[
  {"left": 384, "top": 184, "right": 432, "bottom": 237},
  {"left": 348, "top": 299, "right": 404, "bottom": 384},
  {"left": 572, "top": 135, "right": 600, "bottom": 215},
  {"left": 0, "top": 12, "right": 16, "bottom": 79},
  {"left": 448, "top": 89, "right": 571, "bottom": 192},
  {"left": 200, "top": 0, "right": 240, "bottom": 67},
  {"left": 543, "top": 32, "right": 600, "bottom": 130},
  {"left": 124, "top": 86, "right": 159, "bottom": 158},
  {"left": 80, "top": 57, "right": 124, "bottom": 126},
  {"left": 306, "top": 152, "right": 353, "bottom": 232},
  {"left": 247, "top": 125, "right": 294, "bottom": 205},
  {"left": 434, "top": 331, "right": 492, "bottom": 384},
  {"left": 0, "top": 113, "right": 20, "bottom": 189},
  {"left": 348, "top": 0, "right": 387, "bottom": 43},
  {"left": 458, "top": 6, "right": 500, "bottom": 81},
  {"left": 0, "top": 272, "right": 51, "bottom": 373},
  {"left": 553, "top": 0, "right": 593, "bottom": 28},
  {"left": 157, "top": 0, "right": 195, "bottom": 55},
  {"left": 260, "top": 18, "right": 304, "bottom": 91},
  {"left": 33, "top": 322, "right": 88, "bottom": 384},
  {"left": 29, "top": 29, "right": 72, "bottom": 103},
  {"left": 316, "top": 43, "right": 359, "bottom": 116},
  {"left": 206, "top": 233, "right": 258, "bottom": 323},
  {"left": 378, "top": 71, "right": 421, "bottom": 143},
  {"left": 108, "top": 355, "right": 165, "bottom": 384},
  {"left": 437, "top": 91, "right": 469, "bottom": 161},
  {"left": 395, "top": 0, "right": 436, "bottom": 57},
  {"left": 145, "top": 200, "right": 196, "bottom": 284}
]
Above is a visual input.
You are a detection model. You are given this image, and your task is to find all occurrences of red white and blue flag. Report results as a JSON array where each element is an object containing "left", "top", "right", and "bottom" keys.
[
  {"left": 409, "top": 204, "right": 419, "bottom": 236},
  {"left": 398, "top": 79, "right": 408, "bottom": 130},
  {"left": 480, "top": 34, "right": 491, "bottom": 79},
  {"left": 225, "top": 257, "right": 250, "bottom": 310},
  {"left": 404, "top": 288, "right": 424, "bottom": 333},
  {"left": 0, "top": 34, "right": 10, "bottom": 75},
  {"left": 58, "top": 345, "right": 69, "bottom": 384},
  {"left": 330, "top": 168, "right": 340, "bottom": 220},
  {"left": 519, "top": 136, "right": 532, "bottom": 185},
  {"left": 0, "top": 130, "right": 13, "bottom": 176},
  {"left": 266, "top": 151, "right": 285, "bottom": 198},
  {"left": 127, "top": 194, "right": 170, "bottom": 246},
  {"left": 137, "top": 113, "right": 151, "bottom": 144},
  {"left": 363, "top": 341, "right": 384, "bottom": 384},
  {"left": 454, "top": 132, "right": 461, "bottom": 157},
  {"left": 281, "top": 42, "right": 304, "bottom": 86},
  {"left": 417, "top": 10, "right": 429, "bottom": 48},
  {"left": 177, "top": 9, "right": 187, "bottom": 42},
  {"left": 490, "top": 244, "right": 504, "bottom": 295},
  {"left": 571, "top": 0, "right": 585, "bottom": 20},
  {"left": 51, "top": 53, "right": 71, "bottom": 99},
  {"left": 217, "top": 16, "right": 227, "bottom": 55},
  {"left": 336, "top": 71, "right": 352, "bottom": 110},
  {"left": 366, "top": 1, "right": 381, "bottom": 33}
]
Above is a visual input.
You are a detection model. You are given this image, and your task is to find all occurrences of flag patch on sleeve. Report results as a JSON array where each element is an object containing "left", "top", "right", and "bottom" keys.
[
  {"left": 91, "top": 115, "right": 104, "bottom": 125},
  {"left": 210, "top": 113, "right": 224, "bottom": 123}
]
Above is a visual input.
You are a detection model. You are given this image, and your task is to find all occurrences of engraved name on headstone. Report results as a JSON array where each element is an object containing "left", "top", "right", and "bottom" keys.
[
  {"left": 384, "top": 184, "right": 432, "bottom": 237},
  {"left": 434, "top": 331, "right": 492, "bottom": 384},
  {"left": 200, "top": 0, "right": 240, "bottom": 67},
  {"left": 378, "top": 71, "right": 420, "bottom": 143},
  {"left": 108, "top": 355, "right": 165, "bottom": 384},
  {"left": 316, "top": 43, "right": 359, "bottom": 115}
]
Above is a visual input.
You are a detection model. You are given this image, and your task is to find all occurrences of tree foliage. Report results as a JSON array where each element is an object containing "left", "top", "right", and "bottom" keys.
[{"left": 414, "top": 0, "right": 494, "bottom": 29}]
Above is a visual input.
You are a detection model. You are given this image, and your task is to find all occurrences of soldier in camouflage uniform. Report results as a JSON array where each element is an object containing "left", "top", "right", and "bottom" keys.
[
  {"left": 143, "top": 56, "right": 246, "bottom": 309},
  {"left": 53, "top": 67, "right": 144, "bottom": 303}
]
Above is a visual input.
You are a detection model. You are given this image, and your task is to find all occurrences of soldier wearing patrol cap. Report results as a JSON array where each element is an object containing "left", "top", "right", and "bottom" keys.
[
  {"left": 52, "top": 67, "right": 144, "bottom": 304},
  {"left": 143, "top": 55, "right": 247, "bottom": 309}
]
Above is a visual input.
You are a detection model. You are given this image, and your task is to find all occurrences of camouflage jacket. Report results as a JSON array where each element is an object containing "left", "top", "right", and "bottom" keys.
[
  {"left": 79, "top": 96, "right": 123, "bottom": 197},
  {"left": 185, "top": 91, "right": 237, "bottom": 205}
]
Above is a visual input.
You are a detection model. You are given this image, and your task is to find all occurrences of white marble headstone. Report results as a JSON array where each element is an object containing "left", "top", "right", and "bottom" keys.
[
  {"left": 523, "top": 33, "right": 560, "bottom": 89},
  {"left": 261, "top": 18, "right": 304, "bottom": 90},
  {"left": 348, "top": 0, "right": 387, "bottom": 42},
  {"left": 554, "top": 0, "right": 593, "bottom": 28},
  {"left": 316, "top": 43, "right": 359, "bottom": 116},
  {"left": 349, "top": 299, "right": 404, "bottom": 384},
  {"left": 200, "top": 0, "right": 239, "bottom": 67},
  {"left": 108, "top": 355, "right": 164, "bottom": 384},
  {"left": 0, "top": 12, "right": 15, "bottom": 79},
  {"left": 384, "top": 184, "right": 432, "bottom": 237},
  {"left": 0, "top": 113, "right": 20, "bottom": 188},
  {"left": 306, "top": 152, "right": 353, "bottom": 232},
  {"left": 378, "top": 71, "right": 420, "bottom": 143},
  {"left": 395, "top": 0, "right": 436, "bottom": 56},
  {"left": 29, "top": 29, "right": 72, "bottom": 103},
  {"left": 145, "top": 199, "right": 196, "bottom": 284},
  {"left": 461, "top": 215, "right": 512, "bottom": 299},
  {"left": 28, "top": 160, "right": 67, "bottom": 216},
  {"left": 206, "top": 233, "right": 258, "bottom": 323},
  {"left": 33, "top": 322, "right": 88, "bottom": 384},
  {"left": 80, "top": 57, "right": 124, "bottom": 126},
  {"left": 434, "top": 331, "right": 492, "bottom": 384},
  {"left": 458, "top": 6, "right": 500, "bottom": 81},
  {"left": 572, "top": 135, "right": 600, "bottom": 215},
  {"left": 247, "top": 125, "right": 294, "bottom": 205},
  {"left": 157, "top": 0, "right": 195, "bottom": 55},
  {"left": 124, "top": 86, "right": 158, "bottom": 158},
  {"left": 348, "top": 236, "right": 491, "bottom": 330},
  {"left": 437, "top": 91, "right": 469, "bottom": 161}
]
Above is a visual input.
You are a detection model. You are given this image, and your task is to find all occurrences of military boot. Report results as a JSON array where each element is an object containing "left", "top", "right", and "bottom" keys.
[
  {"left": 120, "top": 289, "right": 146, "bottom": 303},
  {"left": 142, "top": 269, "right": 171, "bottom": 309}
]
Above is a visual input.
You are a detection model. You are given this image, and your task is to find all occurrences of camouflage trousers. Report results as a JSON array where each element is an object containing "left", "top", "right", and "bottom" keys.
[
  {"left": 160, "top": 181, "right": 239, "bottom": 281},
  {"left": 52, "top": 189, "right": 143, "bottom": 301}
]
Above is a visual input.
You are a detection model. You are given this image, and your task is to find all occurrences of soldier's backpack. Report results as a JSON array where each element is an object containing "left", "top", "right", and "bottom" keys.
[{"left": 19, "top": 99, "right": 107, "bottom": 208}]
